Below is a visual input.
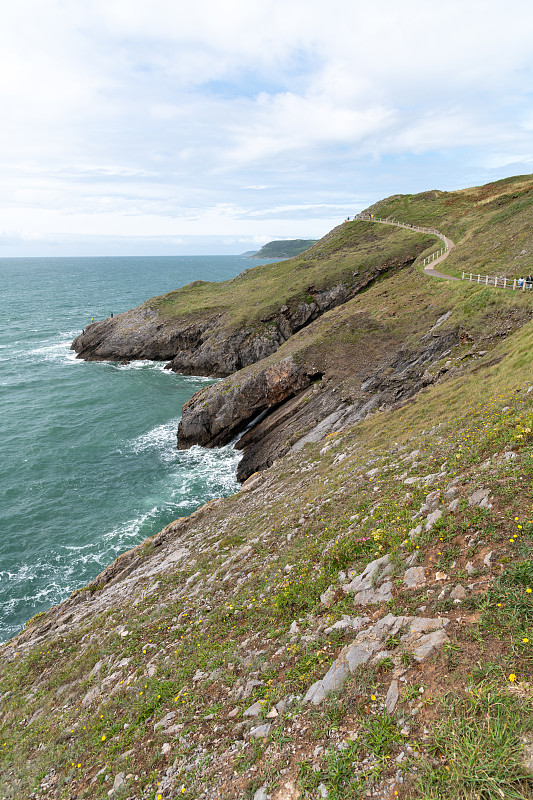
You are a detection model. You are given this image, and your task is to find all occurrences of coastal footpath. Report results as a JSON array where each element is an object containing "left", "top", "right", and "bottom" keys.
[{"left": 2, "top": 175, "right": 533, "bottom": 799}]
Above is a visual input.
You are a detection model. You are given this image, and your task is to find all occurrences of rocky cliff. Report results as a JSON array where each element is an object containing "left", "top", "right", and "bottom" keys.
[
  {"left": 71, "top": 223, "right": 434, "bottom": 377},
  {"left": 5, "top": 176, "right": 533, "bottom": 799}
]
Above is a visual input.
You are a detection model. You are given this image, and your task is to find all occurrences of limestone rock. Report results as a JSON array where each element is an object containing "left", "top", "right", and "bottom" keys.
[
  {"left": 320, "top": 586, "right": 336, "bottom": 607},
  {"left": 304, "top": 613, "right": 449, "bottom": 705},
  {"left": 243, "top": 701, "right": 262, "bottom": 717},
  {"left": 343, "top": 554, "right": 391, "bottom": 595},
  {"left": 403, "top": 567, "right": 426, "bottom": 589},
  {"left": 353, "top": 581, "right": 393, "bottom": 605},
  {"left": 385, "top": 680, "right": 400, "bottom": 714},
  {"left": 425, "top": 509, "right": 442, "bottom": 531},
  {"left": 450, "top": 584, "right": 467, "bottom": 601},
  {"left": 81, "top": 686, "right": 101, "bottom": 707},
  {"left": 468, "top": 488, "right": 491, "bottom": 507},
  {"left": 249, "top": 723, "right": 271, "bottom": 739}
]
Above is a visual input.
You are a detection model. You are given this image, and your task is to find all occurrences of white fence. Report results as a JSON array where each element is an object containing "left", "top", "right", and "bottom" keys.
[{"left": 461, "top": 273, "right": 533, "bottom": 291}]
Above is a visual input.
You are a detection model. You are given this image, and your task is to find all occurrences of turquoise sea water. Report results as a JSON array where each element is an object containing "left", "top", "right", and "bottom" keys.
[{"left": 0, "top": 255, "right": 267, "bottom": 643}]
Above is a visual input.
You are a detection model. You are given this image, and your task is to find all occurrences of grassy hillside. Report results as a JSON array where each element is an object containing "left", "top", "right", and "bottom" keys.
[
  {"left": 4, "top": 175, "right": 533, "bottom": 799},
  {"left": 366, "top": 174, "right": 533, "bottom": 279},
  {"left": 149, "top": 223, "right": 433, "bottom": 327},
  {"left": 3, "top": 325, "right": 533, "bottom": 799},
  {"left": 142, "top": 173, "right": 533, "bottom": 329}
]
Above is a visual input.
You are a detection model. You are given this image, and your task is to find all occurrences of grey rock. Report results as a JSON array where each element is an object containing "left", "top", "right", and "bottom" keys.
[
  {"left": 318, "top": 783, "right": 329, "bottom": 798},
  {"left": 411, "top": 629, "right": 449, "bottom": 661},
  {"left": 289, "top": 620, "right": 300, "bottom": 635},
  {"left": 448, "top": 498, "right": 460, "bottom": 512},
  {"left": 425, "top": 509, "right": 442, "bottom": 531},
  {"left": 483, "top": 551, "right": 493, "bottom": 568},
  {"left": 468, "top": 488, "right": 490, "bottom": 507},
  {"left": 304, "top": 613, "right": 449, "bottom": 705},
  {"left": 385, "top": 680, "right": 400, "bottom": 714},
  {"left": 81, "top": 686, "right": 101, "bottom": 707},
  {"left": 249, "top": 723, "right": 272, "bottom": 739},
  {"left": 342, "top": 554, "right": 391, "bottom": 595},
  {"left": 243, "top": 701, "right": 262, "bottom": 717},
  {"left": 403, "top": 567, "right": 426, "bottom": 589},
  {"left": 450, "top": 584, "right": 467, "bottom": 601},
  {"left": 154, "top": 711, "right": 177, "bottom": 731},
  {"left": 320, "top": 586, "right": 336, "bottom": 607},
  {"left": 243, "top": 679, "right": 263, "bottom": 698},
  {"left": 353, "top": 581, "right": 393, "bottom": 605},
  {"left": 110, "top": 772, "right": 124, "bottom": 795},
  {"left": 425, "top": 490, "right": 441, "bottom": 511},
  {"left": 520, "top": 736, "right": 533, "bottom": 773},
  {"left": 253, "top": 786, "right": 270, "bottom": 800},
  {"left": 465, "top": 561, "right": 476, "bottom": 575}
]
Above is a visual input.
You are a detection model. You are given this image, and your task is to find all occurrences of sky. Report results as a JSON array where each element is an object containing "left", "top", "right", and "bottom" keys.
[{"left": 1, "top": 0, "right": 533, "bottom": 256}]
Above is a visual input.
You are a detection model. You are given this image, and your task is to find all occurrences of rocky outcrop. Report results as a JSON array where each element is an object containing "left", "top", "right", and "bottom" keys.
[
  {"left": 177, "top": 356, "right": 322, "bottom": 449},
  {"left": 178, "top": 323, "right": 458, "bottom": 481},
  {"left": 71, "top": 253, "right": 422, "bottom": 376}
]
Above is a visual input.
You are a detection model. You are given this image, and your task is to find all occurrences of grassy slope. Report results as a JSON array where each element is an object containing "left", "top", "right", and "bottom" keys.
[
  {"left": 145, "top": 223, "right": 434, "bottom": 327},
  {"left": 2, "top": 176, "right": 533, "bottom": 799},
  {"left": 367, "top": 173, "right": 533, "bottom": 279},
  {"left": 2, "top": 333, "right": 532, "bottom": 799}
]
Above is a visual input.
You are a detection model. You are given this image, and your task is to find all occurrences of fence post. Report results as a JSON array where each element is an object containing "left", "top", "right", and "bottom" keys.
[
  {"left": 503, "top": 277, "right": 506, "bottom": 288},
  {"left": 513, "top": 279, "right": 517, "bottom": 290},
  {"left": 495, "top": 276, "right": 498, "bottom": 287},
  {"left": 477, "top": 274, "right": 481, "bottom": 283},
  {"left": 470, "top": 273, "right": 473, "bottom": 281},
  {"left": 462, "top": 272, "right": 465, "bottom": 280},
  {"left": 485, "top": 276, "right": 489, "bottom": 285}
]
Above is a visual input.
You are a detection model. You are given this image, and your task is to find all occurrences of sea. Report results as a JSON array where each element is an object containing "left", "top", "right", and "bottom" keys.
[{"left": 0, "top": 254, "right": 273, "bottom": 643}]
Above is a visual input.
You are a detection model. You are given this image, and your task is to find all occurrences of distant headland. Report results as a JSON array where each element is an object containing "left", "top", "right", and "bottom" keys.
[{"left": 245, "top": 238, "right": 318, "bottom": 258}]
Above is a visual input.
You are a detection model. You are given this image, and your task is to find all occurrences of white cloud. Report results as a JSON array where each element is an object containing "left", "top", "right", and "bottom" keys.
[{"left": 1, "top": 0, "right": 533, "bottom": 253}]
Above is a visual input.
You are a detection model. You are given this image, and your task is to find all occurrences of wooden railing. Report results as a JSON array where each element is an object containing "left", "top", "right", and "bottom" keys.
[{"left": 461, "top": 273, "right": 533, "bottom": 291}]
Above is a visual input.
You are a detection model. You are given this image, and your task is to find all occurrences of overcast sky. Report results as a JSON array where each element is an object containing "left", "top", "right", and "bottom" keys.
[{"left": 1, "top": 0, "right": 533, "bottom": 256}]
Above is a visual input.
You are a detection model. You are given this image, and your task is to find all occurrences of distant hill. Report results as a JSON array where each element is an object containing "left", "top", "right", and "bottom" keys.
[
  {"left": 250, "top": 238, "right": 318, "bottom": 258},
  {"left": 239, "top": 250, "right": 258, "bottom": 257}
]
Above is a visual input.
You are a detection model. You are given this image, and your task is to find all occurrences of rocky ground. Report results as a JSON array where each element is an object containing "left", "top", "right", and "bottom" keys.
[{"left": 2, "top": 376, "right": 533, "bottom": 799}]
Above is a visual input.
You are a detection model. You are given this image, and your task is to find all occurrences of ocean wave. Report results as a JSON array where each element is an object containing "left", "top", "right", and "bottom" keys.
[
  {"left": 129, "top": 418, "right": 180, "bottom": 456},
  {"left": 24, "top": 330, "right": 82, "bottom": 364},
  {"left": 110, "top": 359, "right": 171, "bottom": 373}
]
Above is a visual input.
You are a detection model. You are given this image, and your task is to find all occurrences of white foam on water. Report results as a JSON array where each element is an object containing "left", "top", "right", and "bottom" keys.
[
  {"left": 129, "top": 418, "right": 180, "bottom": 457},
  {"left": 111, "top": 359, "right": 171, "bottom": 373},
  {"left": 25, "top": 330, "right": 82, "bottom": 364}
]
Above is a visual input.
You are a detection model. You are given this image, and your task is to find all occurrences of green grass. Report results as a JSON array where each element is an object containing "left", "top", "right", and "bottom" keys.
[
  {"left": 148, "top": 222, "right": 434, "bottom": 328},
  {"left": 417, "top": 687, "right": 533, "bottom": 799}
]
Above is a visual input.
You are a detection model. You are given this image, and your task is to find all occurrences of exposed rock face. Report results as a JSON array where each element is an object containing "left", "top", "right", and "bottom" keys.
[
  {"left": 178, "top": 326, "right": 458, "bottom": 482},
  {"left": 177, "top": 357, "right": 321, "bottom": 449}
]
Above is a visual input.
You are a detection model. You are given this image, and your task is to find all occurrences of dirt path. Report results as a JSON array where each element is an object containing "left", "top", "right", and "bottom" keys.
[{"left": 354, "top": 215, "right": 458, "bottom": 280}]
